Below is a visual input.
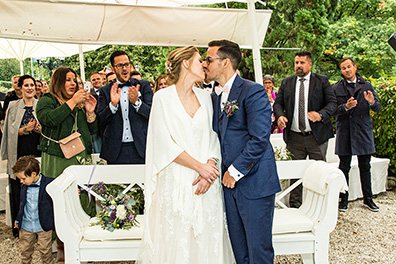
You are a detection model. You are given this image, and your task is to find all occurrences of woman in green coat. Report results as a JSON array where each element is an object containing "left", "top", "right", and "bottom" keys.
[{"left": 36, "top": 67, "right": 97, "bottom": 263}]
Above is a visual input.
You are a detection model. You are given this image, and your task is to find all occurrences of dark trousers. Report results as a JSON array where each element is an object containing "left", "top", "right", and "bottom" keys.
[
  {"left": 223, "top": 186, "right": 275, "bottom": 264},
  {"left": 287, "top": 131, "right": 328, "bottom": 207},
  {"left": 9, "top": 177, "right": 21, "bottom": 237},
  {"left": 108, "top": 142, "right": 144, "bottom": 164},
  {"left": 339, "top": 154, "right": 372, "bottom": 202}
]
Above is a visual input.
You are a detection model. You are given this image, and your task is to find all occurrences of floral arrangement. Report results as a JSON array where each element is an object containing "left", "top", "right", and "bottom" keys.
[
  {"left": 89, "top": 182, "right": 144, "bottom": 232},
  {"left": 274, "top": 146, "right": 293, "bottom": 190},
  {"left": 274, "top": 146, "right": 293, "bottom": 161},
  {"left": 222, "top": 100, "right": 239, "bottom": 117}
]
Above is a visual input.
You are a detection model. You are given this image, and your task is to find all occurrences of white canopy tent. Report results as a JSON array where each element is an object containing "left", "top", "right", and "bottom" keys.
[
  {"left": 0, "top": 38, "right": 103, "bottom": 76},
  {"left": 0, "top": 0, "right": 271, "bottom": 83}
]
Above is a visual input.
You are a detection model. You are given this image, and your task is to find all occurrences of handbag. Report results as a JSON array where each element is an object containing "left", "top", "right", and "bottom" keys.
[{"left": 42, "top": 112, "right": 85, "bottom": 159}]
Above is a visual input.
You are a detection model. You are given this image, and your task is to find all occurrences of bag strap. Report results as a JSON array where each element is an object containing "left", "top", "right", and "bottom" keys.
[
  {"left": 41, "top": 133, "right": 59, "bottom": 144},
  {"left": 42, "top": 110, "right": 80, "bottom": 144}
]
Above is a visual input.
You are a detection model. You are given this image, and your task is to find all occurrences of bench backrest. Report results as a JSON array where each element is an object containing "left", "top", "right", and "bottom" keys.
[{"left": 46, "top": 164, "right": 145, "bottom": 245}]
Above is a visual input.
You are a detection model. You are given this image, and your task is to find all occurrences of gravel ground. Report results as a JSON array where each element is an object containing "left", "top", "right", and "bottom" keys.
[{"left": 1, "top": 189, "right": 395, "bottom": 264}]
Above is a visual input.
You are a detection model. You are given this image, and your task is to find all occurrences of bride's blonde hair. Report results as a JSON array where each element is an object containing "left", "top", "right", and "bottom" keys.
[{"left": 166, "top": 46, "right": 199, "bottom": 85}]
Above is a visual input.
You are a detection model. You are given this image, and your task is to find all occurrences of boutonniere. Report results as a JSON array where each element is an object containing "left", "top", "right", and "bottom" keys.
[{"left": 222, "top": 100, "right": 239, "bottom": 117}]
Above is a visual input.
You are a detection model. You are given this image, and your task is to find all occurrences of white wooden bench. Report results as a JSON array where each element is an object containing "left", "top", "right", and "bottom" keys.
[
  {"left": 47, "top": 161, "right": 346, "bottom": 263},
  {"left": 46, "top": 164, "right": 144, "bottom": 263},
  {"left": 270, "top": 133, "right": 389, "bottom": 201},
  {"left": 273, "top": 160, "right": 347, "bottom": 263}
]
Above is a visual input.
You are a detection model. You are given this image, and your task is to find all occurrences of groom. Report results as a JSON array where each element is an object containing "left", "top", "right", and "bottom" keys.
[{"left": 204, "top": 40, "right": 281, "bottom": 264}]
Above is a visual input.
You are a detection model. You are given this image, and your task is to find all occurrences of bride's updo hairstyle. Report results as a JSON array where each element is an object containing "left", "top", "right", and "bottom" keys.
[{"left": 166, "top": 46, "right": 199, "bottom": 85}]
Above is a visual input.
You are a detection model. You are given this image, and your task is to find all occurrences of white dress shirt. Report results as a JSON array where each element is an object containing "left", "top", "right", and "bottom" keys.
[
  {"left": 291, "top": 72, "right": 312, "bottom": 133},
  {"left": 109, "top": 80, "right": 142, "bottom": 143}
]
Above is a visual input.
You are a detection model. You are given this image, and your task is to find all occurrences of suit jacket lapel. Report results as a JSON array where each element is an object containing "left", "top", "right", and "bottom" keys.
[
  {"left": 220, "top": 75, "right": 243, "bottom": 142},
  {"left": 212, "top": 92, "right": 221, "bottom": 134},
  {"left": 308, "top": 73, "right": 317, "bottom": 111},
  {"left": 290, "top": 75, "right": 297, "bottom": 114}
]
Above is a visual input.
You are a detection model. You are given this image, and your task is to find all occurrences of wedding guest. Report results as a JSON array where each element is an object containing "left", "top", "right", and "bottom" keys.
[
  {"left": 153, "top": 74, "right": 168, "bottom": 93},
  {"left": 334, "top": 57, "right": 381, "bottom": 212},
  {"left": 131, "top": 70, "right": 142, "bottom": 80},
  {"left": 13, "top": 156, "right": 54, "bottom": 264},
  {"left": 90, "top": 72, "right": 103, "bottom": 153},
  {"left": 98, "top": 50, "right": 153, "bottom": 164},
  {"left": 263, "top": 74, "right": 282, "bottom": 133},
  {"left": 35, "top": 80, "right": 43, "bottom": 99},
  {"left": 3, "top": 75, "right": 22, "bottom": 112},
  {"left": 76, "top": 76, "right": 84, "bottom": 90},
  {"left": 41, "top": 80, "right": 49, "bottom": 94},
  {"left": 36, "top": 67, "right": 98, "bottom": 262},
  {"left": 138, "top": 46, "right": 233, "bottom": 264},
  {"left": 99, "top": 71, "right": 107, "bottom": 86},
  {"left": 273, "top": 51, "right": 337, "bottom": 208},
  {"left": 1, "top": 75, "right": 41, "bottom": 238},
  {"left": 106, "top": 72, "right": 116, "bottom": 84}
]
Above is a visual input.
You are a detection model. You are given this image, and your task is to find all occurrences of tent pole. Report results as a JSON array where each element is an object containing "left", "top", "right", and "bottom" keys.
[
  {"left": 247, "top": 0, "right": 263, "bottom": 84},
  {"left": 19, "top": 60, "right": 24, "bottom": 75},
  {"left": 78, "top": 44, "right": 85, "bottom": 82}
]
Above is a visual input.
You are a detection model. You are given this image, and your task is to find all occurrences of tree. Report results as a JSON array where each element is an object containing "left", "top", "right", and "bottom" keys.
[
  {"left": 63, "top": 45, "right": 175, "bottom": 82},
  {"left": 318, "top": 0, "right": 396, "bottom": 80},
  {"left": 0, "top": 59, "right": 19, "bottom": 89}
]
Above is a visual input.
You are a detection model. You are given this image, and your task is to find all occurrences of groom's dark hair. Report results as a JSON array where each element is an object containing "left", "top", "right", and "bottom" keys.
[{"left": 208, "top": 40, "right": 241, "bottom": 71}]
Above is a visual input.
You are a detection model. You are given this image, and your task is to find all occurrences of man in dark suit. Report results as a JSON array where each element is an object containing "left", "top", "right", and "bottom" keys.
[
  {"left": 333, "top": 57, "right": 381, "bottom": 212},
  {"left": 205, "top": 39, "right": 281, "bottom": 264},
  {"left": 90, "top": 72, "right": 104, "bottom": 153},
  {"left": 98, "top": 50, "right": 153, "bottom": 164},
  {"left": 273, "top": 51, "right": 337, "bottom": 208}
]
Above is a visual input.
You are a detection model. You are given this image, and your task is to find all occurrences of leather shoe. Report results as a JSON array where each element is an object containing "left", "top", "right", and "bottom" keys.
[
  {"left": 363, "top": 198, "right": 379, "bottom": 212},
  {"left": 338, "top": 200, "right": 348, "bottom": 212}
]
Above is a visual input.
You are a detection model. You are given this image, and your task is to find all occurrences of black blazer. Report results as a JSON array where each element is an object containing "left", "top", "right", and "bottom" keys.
[
  {"left": 273, "top": 72, "right": 337, "bottom": 145},
  {"left": 16, "top": 175, "right": 55, "bottom": 231},
  {"left": 97, "top": 78, "right": 153, "bottom": 163}
]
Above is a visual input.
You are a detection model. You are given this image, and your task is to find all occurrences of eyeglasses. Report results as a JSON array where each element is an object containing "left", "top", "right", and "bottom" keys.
[
  {"left": 203, "top": 57, "right": 227, "bottom": 65},
  {"left": 263, "top": 81, "right": 273, "bottom": 85},
  {"left": 114, "top": 62, "right": 131, "bottom": 69}
]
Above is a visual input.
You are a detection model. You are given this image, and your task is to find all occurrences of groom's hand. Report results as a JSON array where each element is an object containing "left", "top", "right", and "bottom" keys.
[{"left": 222, "top": 171, "right": 236, "bottom": 189}]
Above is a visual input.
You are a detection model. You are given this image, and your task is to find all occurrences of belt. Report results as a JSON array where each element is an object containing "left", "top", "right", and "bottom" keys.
[{"left": 292, "top": 131, "right": 313, "bottom": 136}]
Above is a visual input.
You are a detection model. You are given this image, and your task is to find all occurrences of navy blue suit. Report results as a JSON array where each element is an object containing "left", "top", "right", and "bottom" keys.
[
  {"left": 212, "top": 75, "right": 281, "bottom": 264},
  {"left": 98, "top": 78, "right": 153, "bottom": 163},
  {"left": 16, "top": 175, "right": 55, "bottom": 231}
]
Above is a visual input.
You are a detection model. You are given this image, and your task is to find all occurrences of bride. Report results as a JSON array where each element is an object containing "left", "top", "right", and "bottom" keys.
[{"left": 138, "top": 46, "right": 234, "bottom": 263}]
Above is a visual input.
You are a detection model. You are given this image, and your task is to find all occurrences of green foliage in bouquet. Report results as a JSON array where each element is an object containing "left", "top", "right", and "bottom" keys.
[{"left": 90, "top": 182, "right": 144, "bottom": 232}]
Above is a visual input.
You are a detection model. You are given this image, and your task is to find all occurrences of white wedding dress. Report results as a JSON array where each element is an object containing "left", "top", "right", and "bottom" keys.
[{"left": 137, "top": 85, "right": 234, "bottom": 264}]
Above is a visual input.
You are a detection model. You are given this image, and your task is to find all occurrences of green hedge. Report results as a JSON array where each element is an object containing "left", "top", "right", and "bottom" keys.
[{"left": 370, "top": 77, "right": 396, "bottom": 175}]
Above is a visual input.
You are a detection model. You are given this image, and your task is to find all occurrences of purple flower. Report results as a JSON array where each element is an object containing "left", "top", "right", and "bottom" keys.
[
  {"left": 110, "top": 204, "right": 116, "bottom": 210},
  {"left": 128, "top": 214, "right": 135, "bottom": 221},
  {"left": 222, "top": 100, "right": 239, "bottom": 117},
  {"left": 110, "top": 212, "right": 116, "bottom": 220}
]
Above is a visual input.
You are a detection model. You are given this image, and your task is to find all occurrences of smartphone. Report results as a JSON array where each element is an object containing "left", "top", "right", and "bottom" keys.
[{"left": 84, "top": 81, "right": 91, "bottom": 91}]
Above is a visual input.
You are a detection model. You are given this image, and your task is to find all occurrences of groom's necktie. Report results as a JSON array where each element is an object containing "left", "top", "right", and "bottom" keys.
[{"left": 298, "top": 78, "right": 306, "bottom": 132}]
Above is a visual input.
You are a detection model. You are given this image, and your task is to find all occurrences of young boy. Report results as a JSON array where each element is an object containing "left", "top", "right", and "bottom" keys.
[{"left": 13, "top": 156, "right": 55, "bottom": 264}]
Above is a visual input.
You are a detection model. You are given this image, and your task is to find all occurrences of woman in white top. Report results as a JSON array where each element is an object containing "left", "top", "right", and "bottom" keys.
[{"left": 138, "top": 46, "right": 234, "bottom": 263}]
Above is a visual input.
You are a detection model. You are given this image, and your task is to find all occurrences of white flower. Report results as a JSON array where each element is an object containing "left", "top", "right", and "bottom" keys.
[{"left": 116, "top": 205, "right": 127, "bottom": 220}]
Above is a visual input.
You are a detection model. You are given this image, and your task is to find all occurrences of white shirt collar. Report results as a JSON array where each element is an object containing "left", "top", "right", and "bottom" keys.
[{"left": 223, "top": 72, "right": 238, "bottom": 92}]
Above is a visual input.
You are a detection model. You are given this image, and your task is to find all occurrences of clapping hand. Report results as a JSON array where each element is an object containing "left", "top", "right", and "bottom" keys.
[
  {"left": 110, "top": 82, "right": 121, "bottom": 107},
  {"left": 128, "top": 84, "right": 140, "bottom": 104},
  {"left": 85, "top": 94, "right": 97, "bottom": 113},
  {"left": 25, "top": 118, "right": 37, "bottom": 132},
  {"left": 346, "top": 97, "right": 358, "bottom": 110},
  {"left": 364, "top": 91, "right": 374, "bottom": 105}
]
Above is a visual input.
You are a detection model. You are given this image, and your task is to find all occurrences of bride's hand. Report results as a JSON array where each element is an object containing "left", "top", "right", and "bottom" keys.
[
  {"left": 196, "top": 163, "right": 219, "bottom": 184},
  {"left": 192, "top": 176, "right": 211, "bottom": 195}
]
